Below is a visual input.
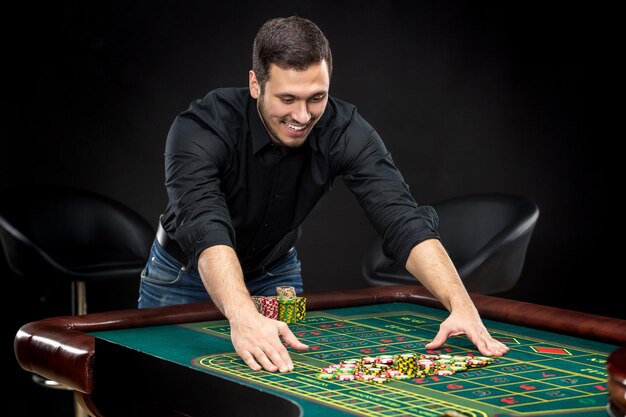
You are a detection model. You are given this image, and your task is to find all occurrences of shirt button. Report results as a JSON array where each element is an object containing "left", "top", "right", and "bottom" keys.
[
  {"left": 274, "top": 194, "right": 279, "bottom": 198},
  {"left": 264, "top": 223, "right": 269, "bottom": 228}
]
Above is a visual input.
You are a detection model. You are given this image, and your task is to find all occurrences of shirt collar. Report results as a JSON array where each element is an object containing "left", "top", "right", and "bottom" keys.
[
  {"left": 308, "top": 103, "right": 333, "bottom": 153},
  {"left": 249, "top": 98, "right": 274, "bottom": 154}
]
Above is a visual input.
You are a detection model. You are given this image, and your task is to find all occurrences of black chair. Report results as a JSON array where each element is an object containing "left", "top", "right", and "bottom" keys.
[
  {"left": 362, "top": 193, "right": 540, "bottom": 294},
  {"left": 0, "top": 184, "right": 154, "bottom": 315},
  {"left": 0, "top": 184, "right": 154, "bottom": 415}
]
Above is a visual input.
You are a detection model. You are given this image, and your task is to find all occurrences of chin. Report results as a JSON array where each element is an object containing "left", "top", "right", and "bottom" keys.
[{"left": 280, "top": 137, "right": 308, "bottom": 149}]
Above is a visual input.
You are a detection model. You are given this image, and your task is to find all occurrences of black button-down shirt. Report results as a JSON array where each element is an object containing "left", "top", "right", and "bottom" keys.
[{"left": 161, "top": 87, "right": 439, "bottom": 274}]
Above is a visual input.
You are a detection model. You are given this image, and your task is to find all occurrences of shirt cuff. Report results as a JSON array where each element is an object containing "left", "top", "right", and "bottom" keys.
[
  {"left": 175, "top": 221, "right": 235, "bottom": 270},
  {"left": 395, "top": 227, "right": 440, "bottom": 267}
]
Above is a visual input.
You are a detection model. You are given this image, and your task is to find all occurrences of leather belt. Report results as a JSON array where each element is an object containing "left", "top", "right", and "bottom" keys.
[{"left": 156, "top": 221, "right": 189, "bottom": 267}]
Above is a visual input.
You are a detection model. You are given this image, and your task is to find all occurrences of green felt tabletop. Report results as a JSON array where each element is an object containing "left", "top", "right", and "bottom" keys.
[{"left": 91, "top": 302, "right": 617, "bottom": 417}]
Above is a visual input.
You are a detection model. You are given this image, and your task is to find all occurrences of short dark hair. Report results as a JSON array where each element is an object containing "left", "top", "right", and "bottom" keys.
[{"left": 252, "top": 16, "right": 333, "bottom": 91}]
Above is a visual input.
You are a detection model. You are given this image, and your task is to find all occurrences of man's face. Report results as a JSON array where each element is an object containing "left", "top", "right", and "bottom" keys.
[{"left": 250, "top": 61, "right": 330, "bottom": 149}]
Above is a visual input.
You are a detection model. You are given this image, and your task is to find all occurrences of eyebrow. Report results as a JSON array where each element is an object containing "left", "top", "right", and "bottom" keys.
[{"left": 275, "top": 91, "right": 327, "bottom": 100}]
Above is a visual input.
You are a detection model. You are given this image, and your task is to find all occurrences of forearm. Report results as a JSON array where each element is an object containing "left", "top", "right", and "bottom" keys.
[
  {"left": 404, "top": 239, "right": 475, "bottom": 314},
  {"left": 197, "top": 245, "right": 257, "bottom": 320},
  {"left": 406, "top": 238, "right": 509, "bottom": 356},
  {"left": 197, "top": 244, "right": 308, "bottom": 372}
]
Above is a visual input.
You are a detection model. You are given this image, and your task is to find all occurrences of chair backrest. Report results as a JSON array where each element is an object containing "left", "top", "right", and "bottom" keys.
[
  {"left": 0, "top": 185, "right": 154, "bottom": 282},
  {"left": 362, "top": 193, "right": 540, "bottom": 294}
]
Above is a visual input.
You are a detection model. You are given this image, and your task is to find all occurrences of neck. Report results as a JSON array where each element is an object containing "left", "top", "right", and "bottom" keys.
[{"left": 256, "top": 100, "right": 285, "bottom": 149}]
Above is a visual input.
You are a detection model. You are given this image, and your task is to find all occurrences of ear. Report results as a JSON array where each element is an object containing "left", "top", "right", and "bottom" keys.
[{"left": 249, "top": 70, "right": 260, "bottom": 99}]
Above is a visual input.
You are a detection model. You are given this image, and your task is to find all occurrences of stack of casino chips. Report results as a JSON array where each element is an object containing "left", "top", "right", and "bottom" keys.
[
  {"left": 251, "top": 296, "right": 279, "bottom": 320},
  {"left": 317, "top": 353, "right": 493, "bottom": 383},
  {"left": 251, "top": 286, "right": 306, "bottom": 324},
  {"left": 276, "top": 286, "right": 306, "bottom": 323}
]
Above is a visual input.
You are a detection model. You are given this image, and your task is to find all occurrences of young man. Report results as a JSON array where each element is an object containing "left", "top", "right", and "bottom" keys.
[{"left": 139, "top": 16, "right": 509, "bottom": 373}]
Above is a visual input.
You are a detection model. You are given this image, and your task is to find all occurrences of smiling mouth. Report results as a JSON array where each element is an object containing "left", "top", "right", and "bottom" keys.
[{"left": 284, "top": 121, "right": 308, "bottom": 131}]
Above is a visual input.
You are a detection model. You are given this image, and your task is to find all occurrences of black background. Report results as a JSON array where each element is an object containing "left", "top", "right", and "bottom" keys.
[{"left": 3, "top": 2, "right": 601, "bottom": 416}]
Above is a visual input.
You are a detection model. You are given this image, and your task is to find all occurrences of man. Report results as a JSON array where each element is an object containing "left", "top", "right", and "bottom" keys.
[{"left": 139, "top": 16, "right": 509, "bottom": 373}]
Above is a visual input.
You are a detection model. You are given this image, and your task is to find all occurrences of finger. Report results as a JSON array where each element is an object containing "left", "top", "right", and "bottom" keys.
[
  {"left": 467, "top": 327, "right": 497, "bottom": 356},
  {"left": 238, "top": 349, "right": 262, "bottom": 371},
  {"left": 278, "top": 323, "right": 309, "bottom": 351},
  {"left": 251, "top": 347, "right": 279, "bottom": 372},
  {"left": 472, "top": 332, "right": 509, "bottom": 357},
  {"left": 472, "top": 336, "right": 490, "bottom": 356},
  {"left": 489, "top": 340, "right": 509, "bottom": 356},
  {"left": 425, "top": 327, "right": 450, "bottom": 350},
  {"left": 479, "top": 344, "right": 501, "bottom": 357},
  {"left": 262, "top": 340, "right": 293, "bottom": 373}
]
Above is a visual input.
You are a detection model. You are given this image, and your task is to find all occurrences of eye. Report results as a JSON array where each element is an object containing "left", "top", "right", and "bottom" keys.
[
  {"left": 281, "top": 97, "right": 294, "bottom": 104},
  {"left": 309, "top": 94, "right": 326, "bottom": 103}
]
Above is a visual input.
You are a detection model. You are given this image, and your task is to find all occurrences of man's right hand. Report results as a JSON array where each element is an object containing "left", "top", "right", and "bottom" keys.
[
  {"left": 229, "top": 310, "right": 309, "bottom": 372},
  {"left": 196, "top": 244, "right": 308, "bottom": 371}
]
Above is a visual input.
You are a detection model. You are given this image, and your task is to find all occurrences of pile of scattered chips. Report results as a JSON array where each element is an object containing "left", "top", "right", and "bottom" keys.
[
  {"left": 252, "top": 286, "right": 306, "bottom": 324},
  {"left": 317, "top": 353, "right": 493, "bottom": 383}
]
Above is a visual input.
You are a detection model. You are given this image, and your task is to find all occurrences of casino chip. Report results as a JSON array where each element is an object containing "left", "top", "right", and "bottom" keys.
[
  {"left": 317, "top": 353, "right": 493, "bottom": 383},
  {"left": 251, "top": 286, "right": 306, "bottom": 324}
]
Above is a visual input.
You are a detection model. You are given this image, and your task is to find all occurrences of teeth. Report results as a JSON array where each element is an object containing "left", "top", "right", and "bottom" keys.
[{"left": 285, "top": 122, "right": 306, "bottom": 131}]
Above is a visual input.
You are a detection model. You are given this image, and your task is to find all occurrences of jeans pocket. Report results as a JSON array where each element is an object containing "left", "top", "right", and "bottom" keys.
[
  {"left": 266, "top": 258, "right": 302, "bottom": 278},
  {"left": 141, "top": 255, "right": 183, "bottom": 285}
]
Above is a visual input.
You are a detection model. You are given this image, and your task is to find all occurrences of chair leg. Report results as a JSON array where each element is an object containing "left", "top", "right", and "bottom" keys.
[
  {"left": 74, "top": 391, "right": 89, "bottom": 417},
  {"left": 33, "top": 374, "right": 87, "bottom": 416},
  {"left": 73, "top": 283, "right": 88, "bottom": 412},
  {"left": 71, "top": 281, "right": 88, "bottom": 315}
]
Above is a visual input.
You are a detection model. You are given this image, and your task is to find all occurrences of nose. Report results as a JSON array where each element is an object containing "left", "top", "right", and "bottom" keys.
[{"left": 291, "top": 101, "right": 311, "bottom": 125}]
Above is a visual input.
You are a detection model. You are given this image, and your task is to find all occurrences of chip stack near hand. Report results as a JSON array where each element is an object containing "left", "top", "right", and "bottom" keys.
[
  {"left": 276, "top": 286, "right": 297, "bottom": 297},
  {"left": 251, "top": 286, "right": 306, "bottom": 324},
  {"left": 251, "top": 296, "right": 279, "bottom": 319},
  {"left": 276, "top": 286, "right": 306, "bottom": 324}
]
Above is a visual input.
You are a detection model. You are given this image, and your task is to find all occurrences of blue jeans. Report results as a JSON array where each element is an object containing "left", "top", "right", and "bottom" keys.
[{"left": 138, "top": 241, "right": 303, "bottom": 308}]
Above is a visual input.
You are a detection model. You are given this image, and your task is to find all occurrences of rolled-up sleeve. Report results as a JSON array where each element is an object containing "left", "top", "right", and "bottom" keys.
[
  {"left": 337, "top": 113, "right": 439, "bottom": 266},
  {"left": 164, "top": 114, "right": 235, "bottom": 268}
]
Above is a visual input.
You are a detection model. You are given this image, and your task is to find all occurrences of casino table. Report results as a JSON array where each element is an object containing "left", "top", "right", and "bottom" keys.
[{"left": 14, "top": 285, "right": 626, "bottom": 417}]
